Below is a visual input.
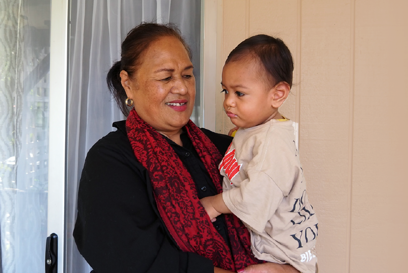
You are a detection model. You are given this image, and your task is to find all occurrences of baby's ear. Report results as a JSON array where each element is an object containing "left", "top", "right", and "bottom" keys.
[{"left": 270, "top": 81, "right": 290, "bottom": 108}]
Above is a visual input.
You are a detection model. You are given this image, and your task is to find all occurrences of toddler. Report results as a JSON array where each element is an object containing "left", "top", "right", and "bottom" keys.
[{"left": 200, "top": 35, "right": 318, "bottom": 273}]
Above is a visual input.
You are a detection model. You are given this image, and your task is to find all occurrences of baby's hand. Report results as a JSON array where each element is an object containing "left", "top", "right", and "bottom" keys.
[{"left": 200, "top": 196, "right": 221, "bottom": 222}]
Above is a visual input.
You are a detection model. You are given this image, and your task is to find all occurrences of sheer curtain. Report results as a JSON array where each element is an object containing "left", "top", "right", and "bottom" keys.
[
  {"left": 66, "top": 1, "right": 201, "bottom": 272},
  {"left": 0, "top": 0, "right": 51, "bottom": 272}
]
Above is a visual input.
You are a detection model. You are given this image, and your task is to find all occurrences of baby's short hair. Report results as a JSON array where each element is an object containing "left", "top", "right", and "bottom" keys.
[{"left": 226, "top": 34, "right": 294, "bottom": 88}]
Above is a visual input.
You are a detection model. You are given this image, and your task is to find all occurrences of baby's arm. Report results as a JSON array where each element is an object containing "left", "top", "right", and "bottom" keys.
[{"left": 200, "top": 194, "right": 231, "bottom": 221}]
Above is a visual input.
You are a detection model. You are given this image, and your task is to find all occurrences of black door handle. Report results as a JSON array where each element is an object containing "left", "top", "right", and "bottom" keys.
[{"left": 45, "top": 233, "right": 58, "bottom": 273}]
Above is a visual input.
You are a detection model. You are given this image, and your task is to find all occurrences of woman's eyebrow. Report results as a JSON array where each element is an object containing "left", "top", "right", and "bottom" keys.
[
  {"left": 154, "top": 68, "right": 174, "bottom": 73},
  {"left": 183, "top": 65, "right": 194, "bottom": 71},
  {"left": 154, "top": 65, "right": 193, "bottom": 73}
]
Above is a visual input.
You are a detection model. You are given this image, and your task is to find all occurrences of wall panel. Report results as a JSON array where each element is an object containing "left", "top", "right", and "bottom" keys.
[
  {"left": 351, "top": 0, "right": 408, "bottom": 272},
  {"left": 300, "top": 1, "right": 354, "bottom": 272}
]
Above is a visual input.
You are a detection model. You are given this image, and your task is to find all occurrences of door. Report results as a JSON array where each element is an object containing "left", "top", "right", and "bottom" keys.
[{"left": 0, "top": 0, "right": 68, "bottom": 272}]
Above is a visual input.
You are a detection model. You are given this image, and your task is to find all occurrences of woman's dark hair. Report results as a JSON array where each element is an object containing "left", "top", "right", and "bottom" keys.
[
  {"left": 106, "top": 23, "right": 192, "bottom": 116},
  {"left": 225, "top": 34, "right": 294, "bottom": 88}
]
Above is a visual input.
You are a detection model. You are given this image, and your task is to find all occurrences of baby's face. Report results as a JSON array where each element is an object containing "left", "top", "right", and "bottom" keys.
[{"left": 221, "top": 58, "right": 278, "bottom": 128}]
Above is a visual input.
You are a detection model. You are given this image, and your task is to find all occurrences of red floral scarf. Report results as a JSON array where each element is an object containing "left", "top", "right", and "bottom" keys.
[{"left": 126, "top": 109, "right": 258, "bottom": 271}]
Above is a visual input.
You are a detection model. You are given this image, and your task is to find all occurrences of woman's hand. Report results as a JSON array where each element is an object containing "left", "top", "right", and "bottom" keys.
[{"left": 238, "top": 263, "right": 300, "bottom": 273}]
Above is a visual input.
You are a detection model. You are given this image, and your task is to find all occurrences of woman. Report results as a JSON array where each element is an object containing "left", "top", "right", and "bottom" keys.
[{"left": 73, "top": 23, "right": 299, "bottom": 273}]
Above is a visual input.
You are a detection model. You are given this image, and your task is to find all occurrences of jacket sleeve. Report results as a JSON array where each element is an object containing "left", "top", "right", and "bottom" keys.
[{"left": 73, "top": 134, "right": 213, "bottom": 273}]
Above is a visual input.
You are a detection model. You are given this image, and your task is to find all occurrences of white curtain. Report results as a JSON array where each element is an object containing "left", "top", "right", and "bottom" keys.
[
  {"left": 0, "top": 0, "right": 51, "bottom": 272},
  {"left": 66, "top": 1, "right": 201, "bottom": 272}
]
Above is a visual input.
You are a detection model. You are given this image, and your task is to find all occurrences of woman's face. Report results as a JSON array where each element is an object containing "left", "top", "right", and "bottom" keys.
[{"left": 121, "top": 36, "right": 195, "bottom": 135}]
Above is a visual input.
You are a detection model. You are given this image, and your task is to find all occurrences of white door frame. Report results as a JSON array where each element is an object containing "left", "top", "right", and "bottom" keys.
[{"left": 48, "top": 0, "right": 69, "bottom": 272}]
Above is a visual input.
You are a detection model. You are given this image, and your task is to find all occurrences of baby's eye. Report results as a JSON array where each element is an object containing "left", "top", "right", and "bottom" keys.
[
  {"left": 221, "top": 89, "right": 229, "bottom": 94},
  {"left": 236, "top": 91, "right": 244, "bottom": 97}
]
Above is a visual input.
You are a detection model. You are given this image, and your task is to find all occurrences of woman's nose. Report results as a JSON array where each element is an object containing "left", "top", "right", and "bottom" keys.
[{"left": 172, "top": 77, "right": 189, "bottom": 95}]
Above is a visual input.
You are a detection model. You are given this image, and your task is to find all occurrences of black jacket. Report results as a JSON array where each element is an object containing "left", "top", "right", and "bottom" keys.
[{"left": 74, "top": 121, "right": 232, "bottom": 273}]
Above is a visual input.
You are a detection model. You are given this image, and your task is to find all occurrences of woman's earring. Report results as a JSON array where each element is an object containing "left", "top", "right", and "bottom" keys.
[{"left": 125, "top": 98, "right": 134, "bottom": 106}]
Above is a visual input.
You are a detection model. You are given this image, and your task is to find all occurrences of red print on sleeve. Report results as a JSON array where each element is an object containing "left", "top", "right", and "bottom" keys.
[{"left": 219, "top": 149, "right": 242, "bottom": 181}]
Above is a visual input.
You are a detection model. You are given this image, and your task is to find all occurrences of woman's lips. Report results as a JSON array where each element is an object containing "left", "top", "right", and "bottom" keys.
[
  {"left": 166, "top": 100, "right": 188, "bottom": 112},
  {"left": 226, "top": 111, "right": 237, "bottom": 118}
]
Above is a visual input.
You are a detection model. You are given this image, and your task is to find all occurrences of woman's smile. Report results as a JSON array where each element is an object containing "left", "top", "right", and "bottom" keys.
[{"left": 165, "top": 100, "right": 188, "bottom": 111}]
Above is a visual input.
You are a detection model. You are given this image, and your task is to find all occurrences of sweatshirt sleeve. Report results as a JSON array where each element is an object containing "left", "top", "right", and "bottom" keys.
[
  {"left": 73, "top": 135, "right": 213, "bottom": 273},
  {"left": 222, "top": 171, "right": 283, "bottom": 233},
  {"left": 222, "top": 127, "right": 299, "bottom": 234}
]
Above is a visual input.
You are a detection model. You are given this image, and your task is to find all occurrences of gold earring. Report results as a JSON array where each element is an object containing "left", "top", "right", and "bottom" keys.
[{"left": 125, "top": 98, "right": 134, "bottom": 106}]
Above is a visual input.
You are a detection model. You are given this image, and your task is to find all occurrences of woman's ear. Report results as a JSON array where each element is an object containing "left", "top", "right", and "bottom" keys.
[
  {"left": 120, "top": 70, "right": 132, "bottom": 97},
  {"left": 270, "top": 81, "right": 290, "bottom": 108}
]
